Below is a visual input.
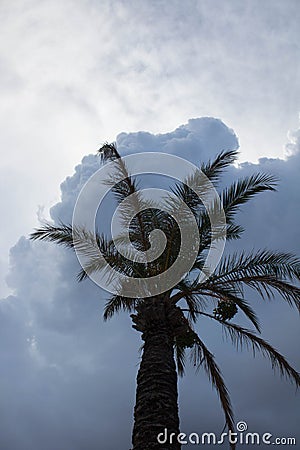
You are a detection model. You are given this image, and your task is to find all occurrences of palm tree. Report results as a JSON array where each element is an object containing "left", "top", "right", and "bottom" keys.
[{"left": 30, "top": 144, "right": 300, "bottom": 450}]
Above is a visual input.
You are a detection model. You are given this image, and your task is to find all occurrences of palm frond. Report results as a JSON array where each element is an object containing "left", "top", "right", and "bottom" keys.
[
  {"left": 200, "top": 149, "right": 239, "bottom": 183},
  {"left": 204, "top": 250, "right": 300, "bottom": 311},
  {"left": 30, "top": 222, "right": 74, "bottom": 248},
  {"left": 99, "top": 143, "right": 155, "bottom": 255},
  {"left": 174, "top": 279, "right": 208, "bottom": 322},
  {"left": 99, "top": 144, "right": 144, "bottom": 222},
  {"left": 174, "top": 340, "right": 186, "bottom": 377},
  {"left": 169, "top": 149, "right": 239, "bottom": 214},
  {"left": 202, "top": 286, "right": 261, "bottom": 331},
  {"left": 30, "top": 223, "right": 109, "bottom": 261},
  {"left": 221, "top": 173, "right": 277, "bottom": 223},
  {"left": 98, "top": 142, "right": 121, "bottom": 162},
  {"left": 215, "top": 249, "right": 300, "bottom": 282},
  {"left": 190, "top": 335, "right": 235, "bottom": 445},
  {"left": 76, "top": 238, "right": 148, "bottom": 282},
  {"left": 190, "top": 173, "right": 277, "bottom": 260},
  {"left": 190, "top": 310, "right": 300, "bottom": 388},
  {"left": 260, "top": 278, "right": 300, "bottom": 308},
  {"left": 225, "top": 223, "right": 244, "bottom": 241},
  {"left": 169, "top": 170, "right": 213, "bottom": 217},
  {"left": 220, "top": 321, "right": 300, "bottom": 387},
  {"left": 185, "top": 218, "right": 243, "bottom": 275},
  {"left": 103, "top": 295, "right": 137, "bottom": 321},
  {"left": 30, "top": 222, "right": 148, "bottom": 283},
  {"left": 173, "top": 281, "right": 261, "bottom": 332}
]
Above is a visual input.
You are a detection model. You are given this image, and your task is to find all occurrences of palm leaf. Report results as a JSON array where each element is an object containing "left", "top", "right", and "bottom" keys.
[
  {"left": 190, "top": 334, "right": 235, "bottom": 448},
  {"left": 205, "top": 250, "right": 300, "bottom": 311},
  {"left": 99, "top": 144, "right": 154, "bottom": 254},
  {"left": 98, "top": 142, "right": 121, "bottom": 162},
  {"left": 221, "top": 321, "right": 300, "bottom": 387},
  {"left": 170, "top": 149, "right": 239, "bottom": 214},
  {"left": 174, "top": 340, "right": 186, "bottom": 377},
  {"left": 103, "top": 295, "right": 137, "bottom": 321},
  {"left": 200, "top": 149, "right": 239, "bottom": 184},
  {"left": 190, "top": 310, "right": 300, "bottom": 387},
  {"left": 30, "top": 222, "right": 74, "bottom": 248},
  {"left": 221, "top": 173, "right": 277, "bottom": 223},
  {"left": 173, "top": 282, "right": 261, "bottom": 332},
  {"left": 202, "top": 286, "right": 261, "bottom": 331}
]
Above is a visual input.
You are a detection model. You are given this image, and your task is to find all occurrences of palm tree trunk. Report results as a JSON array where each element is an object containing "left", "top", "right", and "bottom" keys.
[{"left": 131, "top": 299, "right": 181, "bottom": 450}]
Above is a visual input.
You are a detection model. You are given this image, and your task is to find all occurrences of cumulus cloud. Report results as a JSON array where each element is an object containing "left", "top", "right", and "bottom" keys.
[
  {"left": 1, "top": 0, "right": 299, "bottom": 299},
  {"left": 1, "top": 118, "right": 299, "bottom": 449},
  {"left": 285, "top": 119, "right": 300, "bottom": 156}
]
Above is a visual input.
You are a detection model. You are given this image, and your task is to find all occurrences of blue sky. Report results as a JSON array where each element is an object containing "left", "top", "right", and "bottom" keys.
[{"left": 0, "top": 1, "right": 299, "bottom": 449}]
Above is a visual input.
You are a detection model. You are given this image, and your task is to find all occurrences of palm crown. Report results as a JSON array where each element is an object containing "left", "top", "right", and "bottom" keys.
[{"left": 31, "top": 144, "right": 300, "bottom": 449}]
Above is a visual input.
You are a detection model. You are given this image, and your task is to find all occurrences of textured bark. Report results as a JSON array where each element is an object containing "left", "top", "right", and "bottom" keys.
[{"left": 131, "top": 298, "right": 181, "bottom": 450}]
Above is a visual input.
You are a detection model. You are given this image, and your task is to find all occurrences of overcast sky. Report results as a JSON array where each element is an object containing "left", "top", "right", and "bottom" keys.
[{"left": 0, "top": 1, "right": 299, "bottom": 449}]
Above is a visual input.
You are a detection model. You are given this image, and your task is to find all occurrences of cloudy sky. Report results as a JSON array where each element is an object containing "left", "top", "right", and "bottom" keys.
[{"left": 0, "top": 1, "right": 299, "bottom": 449}]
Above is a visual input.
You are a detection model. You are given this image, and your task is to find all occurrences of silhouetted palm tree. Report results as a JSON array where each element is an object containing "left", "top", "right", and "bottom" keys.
[{"left": 30, "top": 144, "right": 300, "bottom": 450}]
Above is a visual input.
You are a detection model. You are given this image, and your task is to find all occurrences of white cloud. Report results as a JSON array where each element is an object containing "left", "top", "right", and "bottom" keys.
[
  {"left": 1, "top": 118, "right": 299, "bottom": 449},
  {"left": 1, "top": 0, "right": 299, "bottom": 297},
  {"left": 285, "top": 118, "right": 300, "bottom": 156}
]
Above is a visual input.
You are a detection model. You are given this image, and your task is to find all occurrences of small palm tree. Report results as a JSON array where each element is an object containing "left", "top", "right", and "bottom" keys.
[{"left": 30, "top": 144, "right": 300, "bottom": 450}]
